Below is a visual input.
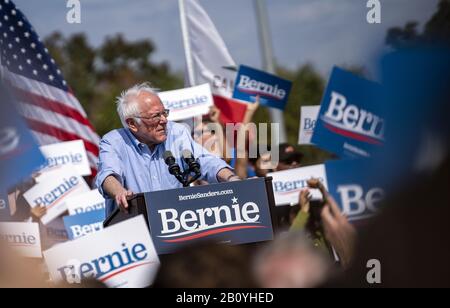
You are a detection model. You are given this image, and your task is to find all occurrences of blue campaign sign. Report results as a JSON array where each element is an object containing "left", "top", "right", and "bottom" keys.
[
  {"left": 311, "top": 67, "right": 384, "bottom": 158},
  {"left": 145, "top": 178, "right": 274, "bottom": 255},
  {"left": 0, "top": 83, "right": 45, "bottom": 190},
  {"left": 325, "top": 159, "right": 385, "bottom": 222},
  {"left": 232, "top": 65, "right": 292, "bottom": 110},
  {"left": 63, "top": 209, "right": 105, "bottom": 240},
  {"left": 0, "top": 191, "right": 11, "bottom": 221}
]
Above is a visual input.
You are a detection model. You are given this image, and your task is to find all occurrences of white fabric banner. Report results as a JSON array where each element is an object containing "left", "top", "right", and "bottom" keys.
[
  {"left": 44, "top": 215, "right": 160, "bottom": 288},
  {"left": 159, "top": 84, "right": 214, "bottom": 121},
  {"left": 298, "top": 106, "right": 320, "bottom": 145},
  {"left": 183, "top": 0, "right": 236, "bottom": 98},
  {"left": 23, "top": 168, "right": 90, "bottom": 225},
  {"left": 268, "top": 164, "right": 329, "bottom": 206},
  {"left": 0, "top": 222, "right": 42, "bottom": 258}
]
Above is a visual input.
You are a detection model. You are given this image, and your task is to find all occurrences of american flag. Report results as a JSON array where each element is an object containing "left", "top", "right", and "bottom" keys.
[{"left": 0, "top": 0, "right": 99, "bottom": 175}]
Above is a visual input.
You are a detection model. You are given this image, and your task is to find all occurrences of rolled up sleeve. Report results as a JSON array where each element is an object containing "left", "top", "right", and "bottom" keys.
[{"left": 95, "top": 137, "right": 124, "bottom": 198}]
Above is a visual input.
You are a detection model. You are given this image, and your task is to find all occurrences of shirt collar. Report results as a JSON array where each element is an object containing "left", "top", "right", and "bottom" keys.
[{"left": 125, "top": 128, "right": 146, "bottom": 154}]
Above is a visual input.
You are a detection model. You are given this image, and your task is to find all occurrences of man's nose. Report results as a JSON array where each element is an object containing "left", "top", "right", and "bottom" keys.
[{"left": 160, "top": 114, "right": 169, "bottom": 124}]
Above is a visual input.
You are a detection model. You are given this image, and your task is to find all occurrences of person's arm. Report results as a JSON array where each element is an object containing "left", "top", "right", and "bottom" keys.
[
  {"left": 95, "top": 136, "right": 133, "bottom": 211},
  {"left": 102, "top": 175, "right": 134, "bottom": 212},
  {"left": 216, "top": 167, "right": 240, "bottom": 182},
  {"left": 234, "top": 98, "right": 260, "bottom": 178},
  {"left": 307, "top": 178, "right": 330, "bottom": 202},
  {"left": 242, "top": 96, "right": 260, "bottom": 125},
  {"left": 290, "top": 189, "right": 311, "bottom": 231},
  {"left": 321, "top": 194, "right": 356, "bottom": 269}
]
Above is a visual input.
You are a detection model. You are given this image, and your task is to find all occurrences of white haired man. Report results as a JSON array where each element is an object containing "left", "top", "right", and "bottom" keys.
[{"left": 95, "top": 83, "right": 239, "bottom": 217}]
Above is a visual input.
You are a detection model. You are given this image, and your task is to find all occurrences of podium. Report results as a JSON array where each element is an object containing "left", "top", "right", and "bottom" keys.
[{"left": 104, "top": 177, "right": 281, "bottom": 235}]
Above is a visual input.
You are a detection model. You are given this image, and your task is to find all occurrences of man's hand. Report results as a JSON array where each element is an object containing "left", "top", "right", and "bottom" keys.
[
  {"left": 115, "top": 190, "right": 134, "bottom": 212},
  {"left": 102, "top": 175, "right": 134, "bottom": 212},
  {"left": 321, "top": 195, "right": 356, "bottom": 269},
  {"left": 217, "top": 168, "right": 240, "bottom": 182}
]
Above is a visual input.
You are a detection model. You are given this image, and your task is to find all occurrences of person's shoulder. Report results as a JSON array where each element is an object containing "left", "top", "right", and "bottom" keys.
[
  {"left": 168, "top": 121, "right": 191, "bottom": 135},
  {"left": 101, "top": 128, "right": 128, "bottom": 143}
]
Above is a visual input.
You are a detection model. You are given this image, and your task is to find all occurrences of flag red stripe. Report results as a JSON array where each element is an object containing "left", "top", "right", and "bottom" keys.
[
  {"left": 12, "top": 86, "right": 96, "bottom": 132},
  {"left": 25, "top": 118, "right": 99, "bottom": 156}
]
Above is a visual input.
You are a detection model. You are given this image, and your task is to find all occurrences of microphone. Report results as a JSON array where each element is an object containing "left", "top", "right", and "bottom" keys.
[
  {"left": 182, "top": 149, "right": 201, "bottom": 175},
  {"left": 163, "top": 151, "right": 185, "bottom": 185}
]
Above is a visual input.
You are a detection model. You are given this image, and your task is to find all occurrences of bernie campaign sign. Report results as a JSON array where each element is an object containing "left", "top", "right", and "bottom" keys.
[
  {"left": 325, "top": 159, "right": 385, "bottom": 222},
  {"left": 24, "top": 167, "right": 91, "bottom": 225},
  {"left": 44, "top": 215, "right": 160, "bottom": 288},
  {"left": 66, "top": 189, "right": 106, "bottom": 216},
  {"left": 0, "top": 191, "right": 11, "bottom": 221},
  {"left": 232, "top": 65, "right": 292, "bottom": 110},
  {"left": 0, "top": 83, "right": 45, "bottom": 191},
  {"left": 145, "top": 178, "right": 274, "bottom": 254},
  {"left": 37, "top": 140, "right": 91, "bottom": 179},
  {"left": 268, "top": 160, "right": 385, "bottom": 222},
  {"left": 311, "top": 67, "right": 384, "bottom": 158},
  {"left": 63, "top": 209, "right": 105, "bottom": 240},
  {"left": 0, "top": 222, "right": 42, "bottom": 258},
  {"left": 159, "top": 84, "right": 214, "bottom": 121},
  {"left": 298, "top": 105, "right": 320, "bottom": 145},
  {"left": 268, "top": 164, "right": 328, "bottom": 206}
]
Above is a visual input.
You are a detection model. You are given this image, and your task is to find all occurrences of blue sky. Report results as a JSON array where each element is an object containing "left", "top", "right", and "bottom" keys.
[{"left": 13, "top": 0, "right": 439, "bottom": 79}]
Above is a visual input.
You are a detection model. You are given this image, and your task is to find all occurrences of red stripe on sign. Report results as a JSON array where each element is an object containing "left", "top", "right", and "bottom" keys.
[
  {"left": 237, "top": 88, "right": 282, "bottom": 101},
  {"left": 25, "top": 118, "right": 100, "bottom": 156},
  {"left": 324, "top": 123, "right": 383, "bottom": 146},
  {"left": 162, "top": 225, "right": 267, "bottom": 243},
  {"left": 99, "top": 261, "right": 157, "bottom": 283}
]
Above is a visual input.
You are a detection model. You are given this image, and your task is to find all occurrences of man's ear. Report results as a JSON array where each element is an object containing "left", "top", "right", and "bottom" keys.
[{"left": 126, "top": 118, "right": 138, "bottom": 133}]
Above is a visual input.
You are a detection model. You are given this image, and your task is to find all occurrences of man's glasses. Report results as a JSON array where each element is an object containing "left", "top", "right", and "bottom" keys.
[{"left": 134, "top": 109, "right": 170, "bottom": 123}]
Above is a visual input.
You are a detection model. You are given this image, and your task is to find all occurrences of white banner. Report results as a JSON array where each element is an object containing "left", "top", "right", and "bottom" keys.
[
  {"left": 44, "top": 215, "right": 160, "bottom": 288},
  {"left": 23, "top": 168, "right": 90, "bottom": 225},
  {"left": 0, "top": 222, "right": 42, "bottom": 258},
  {"left": 298, "top": 106, "right": 320, "bottom": 145},
  {"left": 66, "top": 189, "right": 105, "bottom": 216},
  {"left": 268, "top": 164, "right": 328, "bottom": 206},
  {"left": 159, "top": 84, "right": 213, "bottom": 121},
  {"left": 183, "top": 0, "right": 236, "bottom": 98},
  {"left": 38, "top": 140, "right": 91, "bottom": 178}
]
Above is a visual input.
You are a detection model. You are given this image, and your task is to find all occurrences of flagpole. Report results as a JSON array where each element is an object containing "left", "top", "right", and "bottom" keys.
[
  {"left": 254, "top": 0, "right": 287, "bottom": 143},
  {"left": 179, "top": 0, "right": 196, "bottom": 86}
]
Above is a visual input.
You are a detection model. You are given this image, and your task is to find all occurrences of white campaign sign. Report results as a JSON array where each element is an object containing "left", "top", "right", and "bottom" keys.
[
  {"left": 0, "top": 222, "right": 42, "bottom": 258},
  {"left": 44, "top": 215, "right": 160, "bottom": 288},
  {"left": 268, "top": 164, "right": 328, "bottom": 206},
  {"left": 66, "top": 189, "right": 105, "bottom": 216},
  {"left": 23, "top": 168, "right": 90, "bottom": 225},
  {"left": 298, "top": 106, "right": 320, "bottom": 145},
  {"left": 38, "top": 140, "right": 91, "bottom": 178},
  {"left": 159, "top": 84, "right": 214, "bottom": 121}
]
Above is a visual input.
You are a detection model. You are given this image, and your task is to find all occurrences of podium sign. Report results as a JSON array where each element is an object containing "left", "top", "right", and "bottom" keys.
[{"left": 145, "top": 178, "right": 274, "bottom": 254}]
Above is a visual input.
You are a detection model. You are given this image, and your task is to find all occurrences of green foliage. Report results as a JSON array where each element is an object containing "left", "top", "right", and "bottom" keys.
[
  {"left": 44, "top": 32, "right": 183, "bottom": 137},
  {"left": 276, "top": 64, "right": 335, "bottom": 165},
  {"left": 386, "top": 0, "right": 450, "bottom": 49}
]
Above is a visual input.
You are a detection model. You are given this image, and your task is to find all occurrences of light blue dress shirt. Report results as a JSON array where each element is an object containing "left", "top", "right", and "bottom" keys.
[{"left": 95, "top": 121, "right": 231, "bottom": 217}]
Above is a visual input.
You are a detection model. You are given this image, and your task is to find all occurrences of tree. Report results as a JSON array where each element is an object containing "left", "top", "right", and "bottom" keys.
[
  {"left": 44, "top": 32, "right": 183, "bottom": 136},
  {"left": 275, "top": 64, "right": 334, "bottom": 165},
  {"left": 386, "top": 0, "right": 450, "bottom": 49}
]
